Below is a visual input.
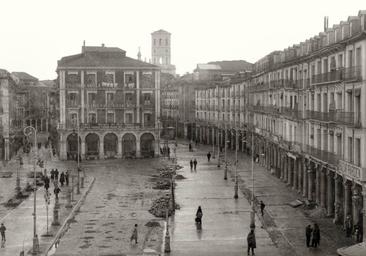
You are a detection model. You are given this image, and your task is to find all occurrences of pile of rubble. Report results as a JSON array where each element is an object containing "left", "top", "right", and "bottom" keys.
[{"left": 148, "top": 195, "right": 180, "bottom": 218}]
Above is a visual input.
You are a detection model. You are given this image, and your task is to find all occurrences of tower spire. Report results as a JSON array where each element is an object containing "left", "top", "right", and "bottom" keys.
[{"left": 137, "top": 47, "right": 142, "bottom": 61}]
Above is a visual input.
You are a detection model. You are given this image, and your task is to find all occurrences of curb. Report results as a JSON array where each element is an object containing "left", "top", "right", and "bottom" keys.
[{"left": 43, "top": 176, "right": 96, "bottom": 256}]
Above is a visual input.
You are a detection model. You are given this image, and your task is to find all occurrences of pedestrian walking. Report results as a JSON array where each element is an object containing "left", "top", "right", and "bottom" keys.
[
  {"left": 0, "top": 223, "right": 6, "bottom": 243},
  {"left": 54, "top": 185, "right": 61, "bottom": 200},
  {"left": 44, "top": 176, "right": 50, "bottom": 192},
  {"left": 345, "top": 215, "right": 352, "bottom": 237},
  {"left": 305, "top": 224, "right": 313, "bottom": 247},
  {"left": 311, "top": 223, "right": 320, "bottom": 248},
  {"left": 246, "top": 230, "right": 256, "bottom": 255},
  {"left": 50, "top": 169, "right": 55, "bottom": 181},
  {"left": 190, "top": 159, "right": 193, "bottom": 171},
  {"left": 193, "top": 158, "right": 197, "bottom": 171},
  {"left": 55, "top": 169, "right": 59, "bottom": 180},
  {"left": 167, "top": 147, "right": 170, "bottom": 159},
  {"left": 130, "top": 224, "right": 138, "bottom": 244},
  {"left": 260, "top": 200, "right": 266, "bottom": 217},
  {"left": 59, "top": 172, "right": 65, "bottom": 186},
  {"left": 65, "top": 170, "right": 69, "bottom": 186},
  {"left": 207, "top": 152, "right": 211, "bottom": 162},
  {"left": 195, "top": 206, "right": 203, "bottom": 224},
  {"left": 189, "top": 143, "right": 192, "bottom": 152}
]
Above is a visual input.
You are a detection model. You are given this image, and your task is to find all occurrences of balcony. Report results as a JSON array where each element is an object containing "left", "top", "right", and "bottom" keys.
[
  {"left": 305, "top": 110, "right": 355, "bottom": 125},
  {"left": 302, "top": 145, "right": 340, "bottom": 166},
  {"left": 338, "top": 159, "right": 365, "bottom": 182},
  {"left": 311, "top": 66, "right": 362, "bottom": 85}
]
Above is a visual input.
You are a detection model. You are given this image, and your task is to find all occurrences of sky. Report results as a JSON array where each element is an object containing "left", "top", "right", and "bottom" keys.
[{"left": 0, "top": 0, "right": 365, "bottom": 80}]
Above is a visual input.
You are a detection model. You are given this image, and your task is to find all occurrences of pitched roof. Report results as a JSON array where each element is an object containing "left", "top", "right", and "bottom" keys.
[
  {"left": 208, "top": 60, "right": 253, "bottom": 72},
  {"left": 151, "top": 29, "right": 171, "bottom": 35},
  {"left": 58, "top": 46, "right": 158, "bottom": 69},
  {"left": 11, "top": 72, "right": 38, "bottom": 81},
  {"left": 196, "top": 64, "right": 221, "bottom": 70}
]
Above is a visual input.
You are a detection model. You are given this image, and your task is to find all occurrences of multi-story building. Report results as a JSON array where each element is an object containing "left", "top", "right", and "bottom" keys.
[
  {"left": 194, "top": 11, "right": 366, "bottom": 242},
  {"left": 57, "top": 44, "right": 160, "bottom": 160},
  {"left": 0, "top": 70, "right": 58, "bottom": 161}
]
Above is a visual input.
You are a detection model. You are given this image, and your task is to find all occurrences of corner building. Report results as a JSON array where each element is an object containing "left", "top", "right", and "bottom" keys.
[
  {"left": 57, "top": 45, "right": 160, "bottom": 160},
  {"left": 195, "top": 11, "right": 366, "bottom": 242}
]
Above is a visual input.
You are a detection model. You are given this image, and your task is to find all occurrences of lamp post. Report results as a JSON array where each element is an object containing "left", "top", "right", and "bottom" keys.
[
  {"left": 217, "top": 128, "right": 221, "bottom": 167},
  {"left": 224, "top": 137, "right": 229, "bottom": 180},
  {"left": 250, "top": 131, "right": 256, "bottom": 230},
  {"left": 234, "top": 134, "right": 239, "bottom": 199},
  {"left": 23, "top": 126, "right": 39, "bottom": 255},
  {"left": 212, "top": 126, "right": 215, "bottom": 159},
  {"left": 72, "top": 113, "right": 80, "bottom": 195}
]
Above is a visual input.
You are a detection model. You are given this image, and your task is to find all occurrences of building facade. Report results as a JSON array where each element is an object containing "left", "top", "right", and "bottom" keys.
[
  {"left": 57, "top": 44, "right": 160, "bottom": 160},
  {"left": 0, "top": 70, "right": 58, "bottom": 161},
  {"left": 194, "top": 11, "right": 366, "bottom": 242}
]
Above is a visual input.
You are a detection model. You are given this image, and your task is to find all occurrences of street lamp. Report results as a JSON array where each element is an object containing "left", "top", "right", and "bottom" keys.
[
  {"left": 217, "top": 128, "right": 221, "bottom": 168},
  {"left": 23, "top": 126, "right": 39, "bottom": 255},
  {"left": 234, "top": 135, "right": 240, "bottom": 199},
  {"left": 72, "top": 114, "right": 80, "bottom": 195},
  {"left": 224, "top": 139, "right": 229, "bottom": 180}
]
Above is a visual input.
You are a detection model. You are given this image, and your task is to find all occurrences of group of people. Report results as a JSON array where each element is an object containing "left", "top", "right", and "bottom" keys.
[
  {"left": 189, "top": 159, "right": 198, "bottom": 171},
  {"left": 305, "top": 223, "right": 321, "bottom": 248},
  {"left": 43, "top": 168, "right": 73, "bottom": 200},
  {"left": 160, "top": 145, "right": 171, "bottom": 158}
]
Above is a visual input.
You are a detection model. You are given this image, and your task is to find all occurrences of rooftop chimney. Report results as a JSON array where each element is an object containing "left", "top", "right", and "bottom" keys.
[{"left": 101, "top": 43, "right": 105, "bottom": 47}]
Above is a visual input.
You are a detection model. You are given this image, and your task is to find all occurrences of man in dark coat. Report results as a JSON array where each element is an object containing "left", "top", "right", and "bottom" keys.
[
  {"left": 247, "top": 230, "right": 256, "bottom": 255},
  {"left": 44, "top": 176, "right": 50, "bottom": 192},
  {"left": 260, "top": 201, "right": 266, "bottom": 216},
  {"left": 207, "top": 152, "right": 211, "bottom": 162},
  {"left": 311, "top": 223, "right": 320, "bottom": 248},
  {"left": 190, "top": 160, "right": 193, "bottom": 171},
  {"left": 193, "top": 159, "right": 197, "bottom": 171},
  {"left": 65, "top": 170, "right": 69, "bottom": 186},
  {"left": 305, "top": 224, "right": 313, "bottom": 247},
  {"left": 55, "top": 169, "right": 59, "bottom": 180}
]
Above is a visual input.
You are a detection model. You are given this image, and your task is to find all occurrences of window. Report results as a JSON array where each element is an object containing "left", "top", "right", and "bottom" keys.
[
  {"left": 125, "top": 113, "right": 133, "bottom": 124},
  {"left": 165, "top": 39, "right": 169, "bottom": 45},
  {"left": 125, "top": 73, "right": 135, "bottom": 88},
  {"left": 106, "top": 92, "right": 114, "bottom": 105},
  {"left": 102, "top": 72, "right": 115, "bottom": 87},
  {"left": 144, "top": 93, "right": 152, "bottom": 105},
  {"left": 338, "top": 54, "right": 343, "bottom": 68},
  {"left": 154, "top": 39, "right": 156, "bottom": 45},
  {"left": 144, "top": 113, "right": 152, "bottom": 125},
  {"left": 88, "top": 113, "right": 96, "bottom": 124},
  {"left": 70, "top": 113, "right": 78, "bottom": 126},
  {"left": 85, "top": 73, "right": 96, "bottom": 87},
  {"left": 88, "top": 92, "right": 96, "bottom": 106},
  {"left": 69, "top": 92, "right": 77, "bottom": 106},
  {"left": 107, "top": 112, "right": 115, "bottom": 124},
  {"left": 348, "top": 137, "right": 353, "bottom": 163},
  {"left": 125, "top": 93, "right": 133, "bottom": 107},
  {"left": 159, "top": 38, "right": 162, "bottom": 45}
]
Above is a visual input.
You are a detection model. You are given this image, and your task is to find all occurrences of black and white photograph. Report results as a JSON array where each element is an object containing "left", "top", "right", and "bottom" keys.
[{"left": 0, "top": 0, "right": 366, "bottom": 255}]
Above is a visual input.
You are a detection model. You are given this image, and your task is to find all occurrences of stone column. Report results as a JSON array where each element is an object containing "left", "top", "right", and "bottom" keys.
[
  {"left": 287, "top": 157, "right": 292, "bottom": 186},
  {"left": 352, "top": 184, "right": 362, "bottom": 228},
  {"left": 333, "top": 174, "right": 342, "bottom": 224},
  {"left": 303, "top": 159, "right": 308, "bottom": 197},
  {"left": 326, "top": 170, "right": 335, "bottom": 217},
  {"left": 362, "top": 186, "right": 366, "bottom": 242},
  {"left": 99, "top": 139, "right": 104, "bottom": 159},
  {"left": 315, "top": 165, "right": 321, "bottom": 205},
  {"left": 320, "top": 167, "right": 326, "bottom": 208},
  {"left": 308, "top": 167, "right": 314, "bottom": 201},
  {"left": 293, "top": 158, "right": 298, "bottom": 190},
  {"left": 344, "top": 180, "right": 352, "bottom": 227},
  {"left": 81, "top": 139, "right": 86, "bottom": 160},
  {"left": 136, "top": 139, "right": 141, "bottom": 158},
  {"left": 297, "top": 159, "right": 302, "bottom": 194},
  {"left": 117, "top": 137, "right": 122, "bottom": 158}
]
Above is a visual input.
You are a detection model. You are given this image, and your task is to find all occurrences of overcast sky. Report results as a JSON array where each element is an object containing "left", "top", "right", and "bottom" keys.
[{"left": 0, "top": 0, "right": 364, "bottom": 79}]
